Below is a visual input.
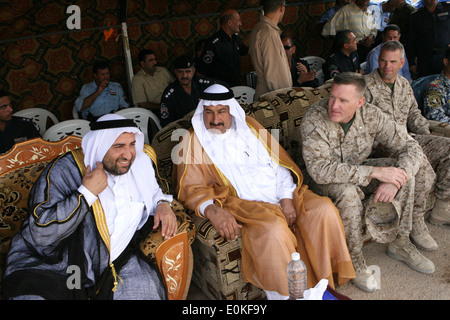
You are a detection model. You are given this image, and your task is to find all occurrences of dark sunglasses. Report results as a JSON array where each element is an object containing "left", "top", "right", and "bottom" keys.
[{"left": 283, "top": 45, "right": 294, "bottom": 50}]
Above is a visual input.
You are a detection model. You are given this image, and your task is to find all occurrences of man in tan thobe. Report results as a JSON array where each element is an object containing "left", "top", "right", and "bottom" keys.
[{"left": 176, "top": 84, "right": 355, "bottom": 299}]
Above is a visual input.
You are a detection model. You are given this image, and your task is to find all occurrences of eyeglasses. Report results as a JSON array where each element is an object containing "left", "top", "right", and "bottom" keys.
[{"left": 283, "top": 45, "right": 294, "bottom": 50}]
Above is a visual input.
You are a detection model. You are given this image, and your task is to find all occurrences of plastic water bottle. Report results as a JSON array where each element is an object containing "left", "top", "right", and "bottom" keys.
[{"left": 287, "top": 252, "right": 307, "bottom": 300}]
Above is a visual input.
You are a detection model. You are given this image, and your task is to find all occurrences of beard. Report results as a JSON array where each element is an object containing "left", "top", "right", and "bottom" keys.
[{"left": 103, "top": 156, "right": 134, "bottom": 176}]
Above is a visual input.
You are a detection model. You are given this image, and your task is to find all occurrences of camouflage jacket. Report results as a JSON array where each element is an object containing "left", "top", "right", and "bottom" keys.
[
  {"left": 423, "top": 72, "right": 450, "bottom": 124},
  {"left": 364, "top": 70, "right": 430, "bottom": 135},
  {"left": 300, "top": 98, "right": 425, "bottom": 187}
]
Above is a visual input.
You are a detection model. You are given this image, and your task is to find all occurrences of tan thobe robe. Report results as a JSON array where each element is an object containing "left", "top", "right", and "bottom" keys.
[
  {"left": 249, "top": 16, "right": 293, "bottom": 100},
  {"left": 176, "top": 116, "right": 355, "bottom": 295}
]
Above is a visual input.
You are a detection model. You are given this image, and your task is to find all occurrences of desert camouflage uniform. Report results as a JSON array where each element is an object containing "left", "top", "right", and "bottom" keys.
[
  {"left": 365, "top": 71, "right": 450, "bottom": 225},
  {"left": 423, "top": 72, "right": 450, "bottom": 124},
  {"left": 300, "top": 99, "right": 429, "bottom": 254}
]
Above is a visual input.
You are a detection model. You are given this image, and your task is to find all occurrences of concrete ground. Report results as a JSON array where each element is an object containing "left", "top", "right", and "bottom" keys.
[
  {"left": 335, "top": 221, "right": 449, "bottom": 300},
  {"left": 187, "top": 220, "right": 449, "bottom": 300}
]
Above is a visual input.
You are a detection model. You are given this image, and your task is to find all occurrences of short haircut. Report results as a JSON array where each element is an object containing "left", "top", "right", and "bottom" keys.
[
  {"left": 261, "top": 0, "right": 285, "bottom": 14},
  {"left": 280, "top": 33, "right": 294, "bottom": 45},
  {"left": 334, "top": 29, "right": 352, "bottom": 50},
  {"left": 333, "top": 72, "right": 367, "bottom": 97},
  {"left": 0, "top": 89, "right": 8, "bottom": 99},
  {"left": 138, "top": 49, "right": 155, "bottom": 63},
  {"left": 382, "top": 24, "right": 401, "bottom": 36},
  {"left": 220, "top": 10, "right": 235, "bottom": 26},
  {"left": 93, "top": 60, "right": 110, "bottom": 73},
  {"left": 380, "top": 40, "right": 405, "bottom": 58}
]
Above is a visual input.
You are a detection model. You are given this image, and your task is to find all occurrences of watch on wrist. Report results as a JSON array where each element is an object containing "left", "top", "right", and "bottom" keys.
[{"left": 157, "top": 199, "right": 172, "bottom": 208}]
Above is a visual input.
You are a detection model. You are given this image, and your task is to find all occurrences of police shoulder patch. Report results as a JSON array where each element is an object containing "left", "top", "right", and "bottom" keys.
[
  {"left": 203, "top": 50, "right": 214, "bottom": 64},
  {"left": 427, "top": 92, "right": 443, "bottom": 109},
  {"left": 160, "top": 103, "right": 169, "bottom": 119},
  {"left": 329, "top": 64, "right": 339, "bottom": 78}
]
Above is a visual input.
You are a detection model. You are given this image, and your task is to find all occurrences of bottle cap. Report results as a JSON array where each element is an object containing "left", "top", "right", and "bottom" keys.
[{"left": 291, "top": 252, "right": 300, "bottom": 261}]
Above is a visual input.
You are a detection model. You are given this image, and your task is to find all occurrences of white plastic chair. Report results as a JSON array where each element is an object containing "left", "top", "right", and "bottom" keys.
[
  {"left": 360, "top": 62, "right": 368, "bottom": 75},
  {"left": 72, "top": 105, "right": 80, "bottom": 119},
  {"left": 43, "top": 119, "right": 91, "bottom": 141},
  {"left": 231, "top": 86, "right": 255, "bottom": 104},
  {"left": 115, "top": 107, "right": 162, "bottom": 144},
  {"left": 13, "top": 108, "right": 59, "bottom": 136},
  {"left": 316, "top": 69, "right": 325, "bottom": 86},
  {"left": 302, "top": 56, "right": 325, "bottom": 72},
  {"left": 245, "top": 71, "right": 258, "bottom": 89}
]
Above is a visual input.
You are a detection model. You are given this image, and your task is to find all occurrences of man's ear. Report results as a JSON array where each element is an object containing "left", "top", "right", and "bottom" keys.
[{"left": 357, "top": 96, "right": 365, "bottom": 109}]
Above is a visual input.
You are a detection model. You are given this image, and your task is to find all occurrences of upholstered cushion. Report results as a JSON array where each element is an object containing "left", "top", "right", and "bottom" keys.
[
  {"left": 0, "top": 161, "right": 49, "bottom": 253},
  {"left": 139, "top": 199, "right": 196, "bottom": 264},
  {"left": 151, "top": 112, "right": 194, "bottom": 194},
  {"left": 242, "top": 100, "right": 279, "bottom": 130},
  {"left": 191, "top": 215, "right": 264, "bottom": 300},
  {"left": 252, "top": 86, "right": 332, "bottom": 167}
]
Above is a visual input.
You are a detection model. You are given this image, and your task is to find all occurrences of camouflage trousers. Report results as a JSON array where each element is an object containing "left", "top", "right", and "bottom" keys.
[
  {"left": 309, "top": 157, "right": 435, "bottom": 255},
  {"left": 414, "top": 134, "right": 450, "bottom": 201}
]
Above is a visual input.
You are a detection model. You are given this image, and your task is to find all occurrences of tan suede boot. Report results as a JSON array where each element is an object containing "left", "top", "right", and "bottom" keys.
[
  {"left": 350, "top": 252, "right": 378, "bottom": 292},
  {"left": 429, "top": 198, "right": 450, "bottom": 226},
  {"left": 410, "top": 218, "right": 438, "bottom": 251},
  {"left": 387, "top": 236, "right": 435, "bottom": 274}
]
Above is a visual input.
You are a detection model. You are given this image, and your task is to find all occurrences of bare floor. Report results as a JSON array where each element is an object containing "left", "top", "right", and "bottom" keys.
[{"left": 336, "top": 222, "right": 450, "bottom": 300}]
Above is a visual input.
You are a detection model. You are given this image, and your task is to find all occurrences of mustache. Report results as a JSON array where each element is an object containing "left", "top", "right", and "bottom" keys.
[{"left": 209, "top": 122, "right": 224, "bottom": 127}]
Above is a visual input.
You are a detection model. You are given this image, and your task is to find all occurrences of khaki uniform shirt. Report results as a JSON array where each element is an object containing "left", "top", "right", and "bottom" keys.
[
  {"left": 249, "top": 16, "right": 292, "bottom": 99},
  {"left": 300, "top": 98, "right": 424, "bottom": 186},
  {"left": 131, "top": 67, "right": 175, "bottom": 105},
  {"left": 364, "top": 70, "right": 430, "bottom": 135}
]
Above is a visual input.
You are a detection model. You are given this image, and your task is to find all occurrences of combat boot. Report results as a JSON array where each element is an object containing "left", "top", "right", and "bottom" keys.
[
  {"left": 350, "top": 251, "right": 378, "bottom": 292},
  {"left": 429, "top": 198, "right": 450, "bottom": 226},
  {"left": 387, "top": 236, "right": 435, "bottom": 274},
  {"left": 410, "top": 218, "right": 438, "bottom": 251}
]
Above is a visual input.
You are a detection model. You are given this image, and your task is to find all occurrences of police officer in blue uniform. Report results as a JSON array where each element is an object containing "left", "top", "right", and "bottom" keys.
[{"left": 408, "top": 0, "right": 450, "bottom": 78}]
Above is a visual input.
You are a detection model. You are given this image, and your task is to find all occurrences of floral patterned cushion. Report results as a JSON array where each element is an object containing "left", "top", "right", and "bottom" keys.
[{"left": 0, "top": 162, "right": 49, "bottom": 253}]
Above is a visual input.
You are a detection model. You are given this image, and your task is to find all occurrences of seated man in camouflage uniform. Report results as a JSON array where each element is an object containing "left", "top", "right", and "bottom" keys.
[
  {"left": 300, "top": 72, "right": 436, "bottom": 293},
  {"left": 423, "top": 47, "right": 450, "bottom": 124},
  {"left": 365, "top": 41, "right": 450, "bottom": 240}
]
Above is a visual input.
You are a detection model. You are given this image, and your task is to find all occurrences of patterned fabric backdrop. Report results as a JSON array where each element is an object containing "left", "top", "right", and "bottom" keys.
[{"left": 0, "top": 0, "right": 335, "bottom": 121}]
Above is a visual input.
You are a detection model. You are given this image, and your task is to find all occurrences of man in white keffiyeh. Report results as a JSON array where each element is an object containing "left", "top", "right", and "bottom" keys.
[
  {"left": 177, "top": 84, "right": 355, "bottom": 300},
  {"left": 3, "top": 114, "right": 176, "bottom": 300},
  {"left": 82, "top": 114, "right": 176, "bottom": 260}
]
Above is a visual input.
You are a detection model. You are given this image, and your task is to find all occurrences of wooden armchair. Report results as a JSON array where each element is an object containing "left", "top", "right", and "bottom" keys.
[{"left": 0, "top": 137, "right": 195, "bottom": 300}]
